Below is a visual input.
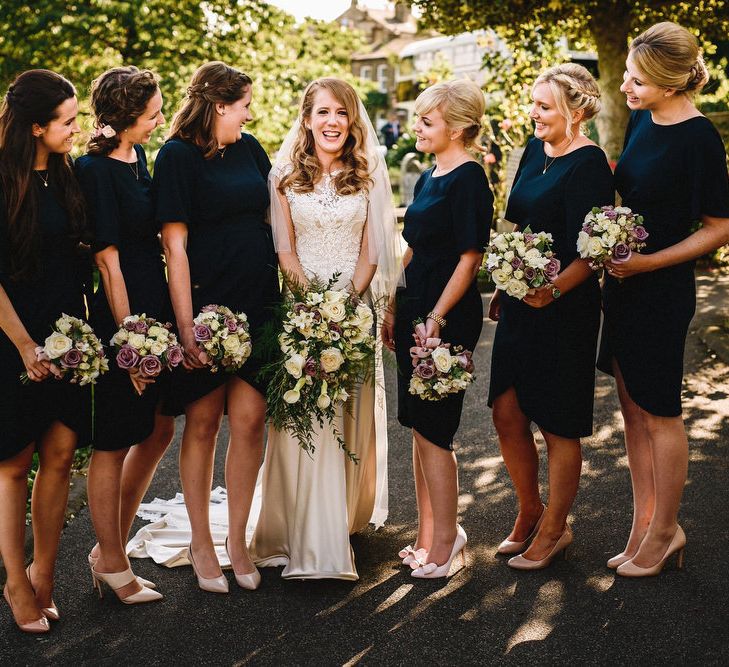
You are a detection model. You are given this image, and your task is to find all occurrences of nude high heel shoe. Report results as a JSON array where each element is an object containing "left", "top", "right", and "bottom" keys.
[
  {"left": 187, "top": 545, "right": 229, "bottom": 593},
  {"left": 616, "top": 526, "right": 686, "bottom": 578},
  {"left": 497, "top": 504, "right": 546, "bottom": 555},
  {"left": 225, "top": 538, "right": 261, "bottom": 591},
  {"left": 26, "top": 564, "right": 59, "bottom": 621},
  {"left": 507, "top": 524, "right": 573, "bottom": 570},
  {"left": 2, "top": 585, "right": 49, "bottom": 634},
  {"left": 88, "top": 552, "right": 157, "bottom": 589},
  {"left": 606, "top": 552, "right": 633, "bottom": 569},
  {"left": 91, "top": 567, "right": 162, "bottom": 604},
  {"left": 411, "top": 525, "right": 467, "bottom": 579},
  {"left": 398, "top": 545, "right": 427, "bottom": 567}
]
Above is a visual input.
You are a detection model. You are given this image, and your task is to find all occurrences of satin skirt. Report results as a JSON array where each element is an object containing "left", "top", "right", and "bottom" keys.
[{"left": 249, "top": 355, "right": 388, "bottom": 581}]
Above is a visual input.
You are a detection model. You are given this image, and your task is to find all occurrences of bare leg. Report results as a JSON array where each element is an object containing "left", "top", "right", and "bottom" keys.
[
  {"left": 0, "top": 443, "right": 40, "bottom": 624},
  {"left": 492, "top": 388, "right": 543, "bottom": 541},
  {"left": 179, "top": 385, "right": 225, "bottom": 578},
  {"left": 413, "top": 430, "right": 458, "bottom": 566},
  {"left": 522, "top": 429, "right": 581, "bottom": 561},
  {"left": 29, "top": 422, "right": 77, "bottom": 607},
  {"left": 225, "top": 378, "right": 265, "bottom": 575},
  {"left": 613, "top": 361, "right": 655, "bottom": 558},
  {"left": 412, "top": 437, "right": 433, "bottom": 552}
]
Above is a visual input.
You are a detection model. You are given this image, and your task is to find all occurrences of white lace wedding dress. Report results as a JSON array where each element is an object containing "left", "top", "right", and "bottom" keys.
[{"left": 249, "top": 173, "right": 388, "bottom": 580}]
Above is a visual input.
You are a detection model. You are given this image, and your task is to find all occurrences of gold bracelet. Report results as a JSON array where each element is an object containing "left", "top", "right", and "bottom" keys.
[{"left": 427, "top": 311, "right": 447, "bottom": 328}]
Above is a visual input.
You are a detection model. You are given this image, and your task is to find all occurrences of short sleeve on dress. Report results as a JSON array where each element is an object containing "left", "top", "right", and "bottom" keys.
[
  {"left": 690, "top": 121, "right": 729, "bottom": 220},
  {"left": 564, "top": 148, "right": 615, "bottom": 241},
  {"left": 76, "top": 158, "right": 121, "bottom": 253},
  {"left": 154, "top": 139, "right": 197, "bottom": 226},
  {"left": 449, "top": 163, "right": 493, "bottom": 254}
]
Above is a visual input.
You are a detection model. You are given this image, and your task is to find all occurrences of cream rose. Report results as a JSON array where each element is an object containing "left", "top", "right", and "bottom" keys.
[
  {"left": 576, "top": 230, "right": 591, "bottom": 257},
  {"left": 222, "top": 335, "right": 241, "bottom": 354},
  {"left": 45, "top": 331, "right": 73, "bottom": 359},
  {"left": 431, "top": 346, "right": 453, "bottom": 373},
  {"left": 320, "top": 301, "right": 347, "bottom": 323},
  {"left": 284, "top": 353, "right": 306, "bottom": 378},
  {"left": 127, "top": 333, "right": 146, "bottom": 350},
  {"left": 491, "top": 269, "right": 510, "bottom": 287},
  {"left": 320, "top": 347, "right": 344, "bottom": 373},
  {"left": 587, "top": 236, "right": 604, "bottom": 258},
  {"left": 110, "top": 329, "right": 129, "bottom": 346},
  {"left": 149, "top": 340, "right": 166, "bottom": 356},
  {"left": 506, "top": 278, "right": 529, "bottom": 300}
]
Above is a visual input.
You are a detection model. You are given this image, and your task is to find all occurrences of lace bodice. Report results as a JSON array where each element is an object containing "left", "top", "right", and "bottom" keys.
[{"left": 286, "top": 173, "right": 368, "bottom": 288}]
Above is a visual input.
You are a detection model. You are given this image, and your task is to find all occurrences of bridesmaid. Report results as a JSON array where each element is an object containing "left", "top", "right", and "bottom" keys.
[
  {"left": 157, "top": 61, "right": 280, "bottom": 592},
  {"left": 0, "top": 70, "right": 89, "bottom": 632},
  {"left": 76, "top": 67, "right": 170, "bottom": 603},
  {"left": 487, "top": 64, "right": 613, "bottom": 569},
  {"left": 599, "top": 22, "right": 729, "bottom": 576},
  {"left": 382, "top": 79, "right": 493, "bottom": 578}
]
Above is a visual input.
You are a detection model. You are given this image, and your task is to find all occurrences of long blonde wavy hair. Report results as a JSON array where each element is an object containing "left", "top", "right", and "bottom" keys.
[{"left": 279, "top": 78, "right": 372, "bottom": 196}]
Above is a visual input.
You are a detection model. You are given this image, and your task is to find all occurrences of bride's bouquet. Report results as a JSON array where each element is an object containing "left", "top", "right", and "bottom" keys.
[
  {"left": 193, "top": 305, "right": 252, "bottom": 373},
  {"left": 111, "top": 314, "right": 184, "bottom": 378},
  {"left": 263, "top": 274, "right": 376, "bottom": 461},
  {"left": 577, "top": 205, "right": 648, "bottom": 269},
  {"left": 20, "top": 313, "right": 108, "bottom": 385},
  {"left": 409, "top": 321, "right": 475, "bottom": 401},
  {"left": 485, "top": 227, "right": 560, "bottom": 299}
]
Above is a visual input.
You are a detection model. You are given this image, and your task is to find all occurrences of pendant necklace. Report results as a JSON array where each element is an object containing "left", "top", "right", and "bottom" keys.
[
  {"left": 128, "top": 161, "right": 139, "bottom": 180},
  {"left": 217, "top": 146, "right": 227, "bottom": 159},
  {"left": 543, "top": 137, "right": 575, "bottom": 174},
  {"left": 35, "top": 170, "right": 49, "bottom": 187}
]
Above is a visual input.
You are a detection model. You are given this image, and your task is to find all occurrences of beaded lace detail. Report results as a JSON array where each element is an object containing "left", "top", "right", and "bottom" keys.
[{"left": 285, "top": 173, "right": 368, "bottom": 288}]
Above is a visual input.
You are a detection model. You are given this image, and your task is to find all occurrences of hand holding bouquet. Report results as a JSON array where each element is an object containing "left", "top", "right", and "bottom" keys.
[
  {"left": 577, "top": 206, "right": 648, "bottom": 269},
  {"left": 111, "top": 315, "right": 183, "bottom": 382},
  {"left": 264, "top": 275, "right": 376, "bottom": 461},
  {"left": 408, "top": 320, "right": 474, "bottom": 401},
  {"left": 192, "top": 305, "right": 252, "bottom": 373},
  {"left": 485, "top": 227, "right": 560, "bottom": 300},
  {"left": 20, "top": 314, "right": 108, "bottom": 385}
]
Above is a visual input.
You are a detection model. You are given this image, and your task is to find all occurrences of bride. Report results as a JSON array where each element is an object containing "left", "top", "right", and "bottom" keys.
[{"left": 249, "top": 78, "right": 401, "bottom": 580}]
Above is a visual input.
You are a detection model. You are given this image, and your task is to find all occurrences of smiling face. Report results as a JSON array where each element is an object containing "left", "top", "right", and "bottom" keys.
[
  {"left": 529, "top": 82, "right": 570, "bottom": 145},
  {"left": 305, "top": 87, "right": 350, "bottom": 161},
  {"left": 412, "top": 105, "right": 452, "bottom": 155},
  {"left": 216, "top": 86, "right": 253, "bottom": 146},
  {"left": 125, "top": 89, "right": 165, "bottom": 145},
  {"left": 33, "top": 96, "right": 80, "bottom": 155},
  {"left": 621, "top": 52, "right": 668, "bottom": 111}
]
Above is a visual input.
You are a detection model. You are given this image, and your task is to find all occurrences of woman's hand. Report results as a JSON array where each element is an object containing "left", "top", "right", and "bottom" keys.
[
  {"left": 179, "top": 326, "right": 209, "bottom": 370},
  {"left": 488, "top": 289, "right": 501, "bottom": 321},
  {"left": 380, "top": 305, "right": 396, "bottom": 351},
  {"left": 20, "top": 342, "right": 58, "bottom": 382},
  {"left": 523, "top": 285, "right": 556, "bottom": 309},
  {"left": 421, "top": 317, "right": 441, "bottom": 344},
  {"left": 604, "top": 253, "right": 656, "bottom": 280},
  {"left": 128, "top": 367, "right": 155, "bottom": 396}
]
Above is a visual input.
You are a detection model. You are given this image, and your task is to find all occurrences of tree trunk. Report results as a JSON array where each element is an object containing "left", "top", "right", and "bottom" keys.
[{"left": 590, "top": 2, "right": 632, "bottom": 160}]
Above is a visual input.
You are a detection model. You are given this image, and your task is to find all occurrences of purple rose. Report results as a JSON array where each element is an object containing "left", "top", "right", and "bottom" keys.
[
  {"left": 544, "top": 257, "right": 561, "bottom": 281},
  {"left": 61, "top": 348, "right": 82, "bottom": 368},
  {"left": 201, "top": 304, "right": 218, "bottom": 313},
  {"left": 612, "top": 242, "right": 632, "bottom": 263},
  {"left": 193, "top": 324, "right": 212, "bottom": 341},
  {"left": 524, "top": 233, "right": 536, "bottom": 243},
  {"left": 511, "top": 257, "right": 523, "bottom": 269},
  {"left": 582, "top": 224, "right": 593, "bottom": 235},
  {"left": 123, "top": 320, "right": 137, "bottom": 332},
  {"left": 414, "top": 360, "right": 436, "bottom": 379},
  {"left": 293, "top": 302, "right": 307, "bottom": 314},
  {"left": 523, "top": 266, "right": 537, "bottom": 282},
  {"left": 328, "top": 322, "right": 343, "bottom": 336},
  {"left": 163, "top": 322, "right": 173, "bottom": 330},
  {"left": 225, "top": 318, "right": 238, "bottom": 333},
  {"left": 167, "top": 345, "right": 184, "bottom": 367},
  {"left": 116, "top": 344, "right": 140, "bottom": 370},
  {"left": 304, "top": 357, "right": 318, "bottom": 376},
  {"left": 134, "top": 320, "right": 148, "bottom": 334},
  {"left": 311, "top": 309, "right": 322, "bottom": 322},
  {"left": 456, "top": 350, "right": 475, "bottom": 373},
  {"left": 139, "top": 355, "right": 163, "bottom": 378},
  {"left": 632, "top": 225, "right": 648, "bottom": 241},
  {"left": 603, "top": 208, "right": 618, "bottom": 219}
]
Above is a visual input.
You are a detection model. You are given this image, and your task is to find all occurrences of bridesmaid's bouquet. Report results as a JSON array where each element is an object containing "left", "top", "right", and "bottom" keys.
[
  {"left": 20, "top": 313, "right": 109, "bottom": 385},
  {"left": 578, "top": 205, "right": 648, "bottom": 269},
  {"left": 409, "top": 321, "right": 475, "bottom": 401},
  {"left": 263, "top": 274, "right": 376, "bottom": 461},
  {"left": 485, "top": 227, "right": 560, "bottom": 300},
  {"left": 110, "top": 314, "right": 184, "bottom": 378},
  {"left": 192, "top": 305, "right": 252, "bottom": 373}
]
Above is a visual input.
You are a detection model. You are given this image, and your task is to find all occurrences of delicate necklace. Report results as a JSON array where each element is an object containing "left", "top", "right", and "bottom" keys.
[
  {"left": 543, "top": 137, "right": 575, "bottom": 174},
  {"left": 35, "top": 170, "right": 49, "bottom": 187},
  {"left": 128, "top": 161, "right": 139, "bottom": 180},
  {"left": 217, "top": 146, "right": 227, "bottom": 159}
]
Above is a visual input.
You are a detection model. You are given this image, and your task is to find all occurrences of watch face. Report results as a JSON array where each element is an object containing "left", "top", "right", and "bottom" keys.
[{"left": 552, "top": 287, "right": 561, "bottom": 299}]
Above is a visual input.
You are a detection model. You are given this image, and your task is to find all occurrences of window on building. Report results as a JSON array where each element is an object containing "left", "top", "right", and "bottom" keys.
[
  {"left": 360, "top": 65, "right": 372, "bottom": 81},
  {"left": 377, "top": 64, "right": 388, "bottom": 92}
]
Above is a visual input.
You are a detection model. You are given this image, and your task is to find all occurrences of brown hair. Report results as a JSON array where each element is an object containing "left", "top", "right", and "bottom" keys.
[
  {"left": 630, "top": 22, "right": 709, "bottom": 96},
  {"left": 167, "top": 61, "right": 252, "bottom": 159},
  {"left": 87, "top": 66, "right": 159, "bottom": 155},
  {"left": 0, "top": 69, "right": 86, "bottom": 281},
  {"left": 279, "top": 78, "right": 371, "bottom": 196}
]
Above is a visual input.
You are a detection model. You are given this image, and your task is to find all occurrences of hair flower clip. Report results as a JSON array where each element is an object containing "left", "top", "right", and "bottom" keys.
[{"left": 94, "top": 124, "right": 117, "bottom": 139}]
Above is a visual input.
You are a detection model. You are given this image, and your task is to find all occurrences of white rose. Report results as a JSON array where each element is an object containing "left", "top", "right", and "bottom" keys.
[
  {"left": 431, "top": 346, "right": 453, "bottom": 373},
  {"left": 614, "top": 206, "right": 631, "bottom": 215},
  {"left": 150, "top": 341, "right": 166, "bottom": 356},
  {"left": 44, "top": 331, "right": 73, "bottom": 359},
  {"left": 513, "top": 269, "right": 524, "bottom": 280},
  {"left": 320, "top": 347, "right": 344, "bottom": 373},
  {"left": 491, "top": 269, "right": 510, "bottom": 287},
  {"left": 111, "top": 329, "right": 129, "bottom": 346},
  {"left": 607, "top": 222, "right": 621, "bottom": 237},
  {"left": 525, "top": 254, "right": 549, "bottom": 270},
  {"left": 320, "top": 301, "right": 347, "bottom": 323},
  {"left": 503, "top": 250, "right": 515, "bottom": 261},
  {"left": 506, "top": 278, "right": 529, "bottom": 300},
  {"left": 515, "top": 242, "right": 527, "bottom": 257},
  {"left": 576, "top": 230, "right": 591, "bottom": 257},
  {"left": 222, "top": 336, "right": 241, "bottom": 354},
  {"left": 210, "top": 319, "right": 220, "bottom": 331},
  {"left": 284, "top": 353, "right": 306, "bottom": 378},
  {"left": 587, "top": 236, "right": 605, "bottom": 258},
  {"left": 354, "top": 304, "right": 374, "bottom": 331},
  {"left": 493, "top": 235, "right": 509, "bottom": 252},
  {"left": 127, "top": 333, "right": 146, "bottom": 350},
  {"left": 501, "top": 263, "right": 513, "bottom": 275},
  {"left": 57, "top": 318, "right": 73, "bottom": 335},
  {"left": 147, "top": 325, "right": 164, "bottom": 338},
  {"left": 324, "top": 290, "right": 348, "bottom": 304}
]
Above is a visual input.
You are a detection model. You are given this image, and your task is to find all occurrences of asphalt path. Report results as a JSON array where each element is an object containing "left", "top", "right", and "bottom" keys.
[{"left": 2, "top": 275, "right": 729, "bottom": 665}]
